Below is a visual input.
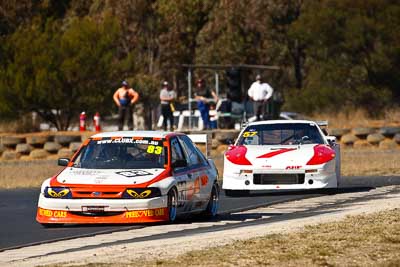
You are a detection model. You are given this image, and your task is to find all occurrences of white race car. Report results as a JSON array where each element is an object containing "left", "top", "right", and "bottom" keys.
[
  {"left": 222, "top": 120, "right": 340, "bottom": 197},
  {"left": 37, "top": 131, "right": 219, "bottom": 226}
]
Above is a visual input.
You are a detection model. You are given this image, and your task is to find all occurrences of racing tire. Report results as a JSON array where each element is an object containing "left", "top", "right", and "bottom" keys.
[
  {"left": 201, "top": 183, "right": 219, "bottom": 218},
  {"left": 224, "top": 189, "right": 250, "bottom": 197},
  {"left": 167, "top": 187, "right": 178, "bottom": 223}
]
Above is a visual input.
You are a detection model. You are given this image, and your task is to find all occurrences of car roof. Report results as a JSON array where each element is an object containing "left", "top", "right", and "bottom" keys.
[
  {"left": 90, "top": 131, "right": 173, "bottom": 139},
  {"left": 247, "top": 120, "right": 319, "bottom": 126}
]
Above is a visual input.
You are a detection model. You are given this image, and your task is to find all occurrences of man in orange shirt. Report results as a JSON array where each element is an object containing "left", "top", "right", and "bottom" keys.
[{"left": 113, "top": 81, "right": 139, "bottom": 130}]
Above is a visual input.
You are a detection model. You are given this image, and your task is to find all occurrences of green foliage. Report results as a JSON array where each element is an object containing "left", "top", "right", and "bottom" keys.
[
  {"left": 0, "top": 15, "right": 130, "bottom": 130},
  {"left": 1, "top": 0, "right": 400, "bottom": 129},
  {"left": 284, "top": 0, "right": 400, "bottom": 116}
]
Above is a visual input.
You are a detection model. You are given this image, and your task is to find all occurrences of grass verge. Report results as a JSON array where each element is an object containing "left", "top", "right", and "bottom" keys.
[
  {"left": 0, "top": 160, "right": 62, "bottom": 189},
  {"left": 53, "top": 209, "right": 400, "bottom": 267},
  {"left": 140, "top": 209, "right": 400, "bottom": 266},
  {"left": 0, "top": 149, "right": 399, "bottom": 189}
]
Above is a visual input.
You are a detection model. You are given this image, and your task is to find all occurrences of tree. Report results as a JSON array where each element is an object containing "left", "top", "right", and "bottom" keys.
[
  {"left": 0, "top": 15, "right": 130, "bottom": 130},
  {"left": 284, "top": 0, "right": 399, "bottom": 115}
]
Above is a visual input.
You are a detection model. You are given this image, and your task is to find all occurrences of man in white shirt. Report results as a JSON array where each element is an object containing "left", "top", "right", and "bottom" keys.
[
  {"left": 160, "top": 81, "right": 176, "bottom": 131},
  {"left": 248, "top": 74, "right": 274, "bottom": 121}
]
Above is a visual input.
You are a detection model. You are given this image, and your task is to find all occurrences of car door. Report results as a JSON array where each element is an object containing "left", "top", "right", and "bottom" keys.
[
  {"left": 177, "top": 136, "right": 209, "bottom": 209},
  {"left": 170, "top": 137, "right": 191, "bottom": 212}
]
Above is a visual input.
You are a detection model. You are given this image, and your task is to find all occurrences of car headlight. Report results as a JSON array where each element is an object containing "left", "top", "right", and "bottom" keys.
[
  {"left": 44, "top": 187, "right": 72, "bottom": 199},
  {"left": 122, "top": 188, "right": 161, "bottom": 199}
]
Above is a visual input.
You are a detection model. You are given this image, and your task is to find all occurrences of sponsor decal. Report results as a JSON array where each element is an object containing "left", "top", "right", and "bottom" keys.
[
  {"left": 116, "top": 170, "right": 153, "bottom": 178},
  {"left": 125, "top": 208, "right": 165, "bottom": 218},
  {"left": 97, "top": 138, "right": 161, "bottom": 146},
  {"left": 82, "top": 206, "right": 106, "bottom": 212},
  {"left": 200, "top": 175, "right": 208, "bottom": 186},
  {"left": 38, "top": 208, "right": 67, "bottom": 218},
  {"left": 70, "top": 170, "right": 101, "bottom": 176},
  {"left": 286, "top": 166, "right": 302, "bottom": 170},
  {"left": 257, "top": 148, "right": 297, "bottom": 158}
]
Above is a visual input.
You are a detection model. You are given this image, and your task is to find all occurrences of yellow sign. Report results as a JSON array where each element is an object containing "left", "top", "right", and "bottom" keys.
[
  {"left": 39, "top": 208, "right": 67, "bottom": 218},
  {"left": 125, "top": 208, "right": 165, "bottom": 218}
]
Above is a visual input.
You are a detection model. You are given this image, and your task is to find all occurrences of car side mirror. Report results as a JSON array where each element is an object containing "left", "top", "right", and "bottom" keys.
[
  {"left": 58, "top": 158, "right": 70, "bottom": 166},
  {"left": 226, "top": 139, "right": 234, "bottom": 145},
  {"left": 172, "top": 159, "right": 187, "bottom": 169},
  {"left": 326, "top": 136, "right": 337, "bottom": 145}
]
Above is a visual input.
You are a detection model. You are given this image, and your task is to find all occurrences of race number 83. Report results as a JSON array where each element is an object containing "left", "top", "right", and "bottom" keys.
[
  {"left": 243, "top": 131, "right": 257, "bottom": 137},
  {"left": 147, "top": 145, "right": 163, "bottom": 154}
]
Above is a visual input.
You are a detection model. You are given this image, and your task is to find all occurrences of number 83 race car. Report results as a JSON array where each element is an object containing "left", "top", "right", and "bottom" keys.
[
  {"left": 36, "top": 131, "right": 219, "bottom": 226},
  {"left": 223, "top": 120, "right": 341, "bottom": 197}
]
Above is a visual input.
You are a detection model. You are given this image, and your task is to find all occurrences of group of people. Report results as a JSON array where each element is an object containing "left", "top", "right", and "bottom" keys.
[
  {"left": 112, "top": 74, "right": 274, "bottom": 131},
  {"left": 159, "top": 78, "right": 219, "bottom": 131}
]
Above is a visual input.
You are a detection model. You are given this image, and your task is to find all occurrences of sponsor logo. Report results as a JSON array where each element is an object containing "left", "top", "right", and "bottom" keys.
[
  {"left": 257, "top": 148, "right": 297, "bottom": 158},
  {"left": 200, "top": 175, "right": 208, "bottom": 186},
  {"left": 125, "top": 208, "right": 165, "bottom": 218},
  {"left": 116, "top": 170, "right": 152, "bottom": 178},
  {"left": 38, "top": 208, "right": 67, "bottom": 218},
  {"left": 286, "top": 166, "right": 302, "bottom": 170},
  {"left": 97, "top": 138, "right": 161, "bottom": 145}
]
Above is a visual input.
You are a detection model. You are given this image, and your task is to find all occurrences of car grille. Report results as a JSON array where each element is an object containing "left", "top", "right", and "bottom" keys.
[
  {"left": 253, "top": 173, "right": 305, "bottom": 185},
  {"left": 72, "top": 191, "right": 122, "bottom": 199},
  {"left": 70, "top": 211, "right": 124, "bottom": 217}
]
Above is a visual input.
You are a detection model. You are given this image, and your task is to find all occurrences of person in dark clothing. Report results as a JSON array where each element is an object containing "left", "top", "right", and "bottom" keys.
[
  {"left": 159, "top": 81, "right": 176, "bottom": 131},
  {"left": 194, "top": 79, "right": 218, "bottom": 130},
  {"left": 113, "top": 80, "right": 139, "bottom": 130}
]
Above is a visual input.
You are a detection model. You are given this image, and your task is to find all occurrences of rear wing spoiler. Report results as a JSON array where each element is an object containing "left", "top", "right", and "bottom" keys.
[
  {"left": 187, "top": 134, "right": 212, "bottom": 158},
  {"left": 315, "top": 120, "right": 328, "bottom": 127}
]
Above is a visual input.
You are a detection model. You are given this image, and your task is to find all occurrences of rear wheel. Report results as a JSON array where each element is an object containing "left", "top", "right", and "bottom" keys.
[
  {"left": 201, "top": 183, "right": 219, "bottom": 218},
  {"left": 224, "top": 189, "right": 250, "bottom": 197},
  {"left": 167, "top": 187, "right": 178, "bottom": 223}
]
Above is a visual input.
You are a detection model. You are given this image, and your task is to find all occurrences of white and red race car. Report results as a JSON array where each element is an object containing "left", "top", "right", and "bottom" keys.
[
  {"left": 36, "top": 131, "right": 219, "bottom": 226},
  {"left": 222, "top": 120, "right": 341, "bottom": 197}
]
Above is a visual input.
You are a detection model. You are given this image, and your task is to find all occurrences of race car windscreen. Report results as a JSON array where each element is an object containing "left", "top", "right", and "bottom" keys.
[
  {"left": 238, "top": 123, "right": 324, "bottom": 146},
  {"left": 72, "top": 137, "right": 167, "bottom": 169}
]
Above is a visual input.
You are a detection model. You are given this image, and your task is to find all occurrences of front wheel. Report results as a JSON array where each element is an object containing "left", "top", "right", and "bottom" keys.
[
  {"left": 167, "top": 187, "right": 178, "bottom": 223},
  {"left": 201, "top": 183, "right": 219, "bottom": 218}
]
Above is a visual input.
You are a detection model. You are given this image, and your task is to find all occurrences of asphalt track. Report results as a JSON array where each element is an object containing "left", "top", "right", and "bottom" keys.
[{"left": 1, "top": 176, "right": 400, "bottom": 252}]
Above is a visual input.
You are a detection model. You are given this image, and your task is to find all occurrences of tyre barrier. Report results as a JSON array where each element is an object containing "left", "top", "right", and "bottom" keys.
[{"left": 0, "top": 128, "right": 399, "bottom": 161}]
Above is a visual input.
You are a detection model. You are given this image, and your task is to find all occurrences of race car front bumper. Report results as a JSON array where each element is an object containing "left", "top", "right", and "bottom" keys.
[
  {"left": 36, "top": 194, "right": 169, "bottom": 224},
  {"left": 223, "top": 169, "right": 337, "bottom": 190}
]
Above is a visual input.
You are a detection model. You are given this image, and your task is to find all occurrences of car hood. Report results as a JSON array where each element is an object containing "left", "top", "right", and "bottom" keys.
[
  {"left": 56, "top": 167, "right": 165, "bottom": 185},
  {"left": 243, "top": 144, "right": 315, "bottom": 169}
]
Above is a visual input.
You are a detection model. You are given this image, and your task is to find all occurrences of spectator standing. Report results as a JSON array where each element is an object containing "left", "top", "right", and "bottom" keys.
[
  {"left": 248, "top": 74, "right": 274, "bottom": 121},
  {"left": 194, "top": 79, "right": 218, "bottom": 130},
  {"left": 113, "top": 80, "right": 139, "bottom": 130},
  {"left": 159, "top": 81, "right": 176, "bottom": 131}
]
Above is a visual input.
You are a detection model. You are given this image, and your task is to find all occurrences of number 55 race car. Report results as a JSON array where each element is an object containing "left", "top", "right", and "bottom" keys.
[
  {"left": 222, "top": 120, "right": 341, "bottom": 197},
  {"left": 36, "top": 131, "right": 219, "bottom": 226}
]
